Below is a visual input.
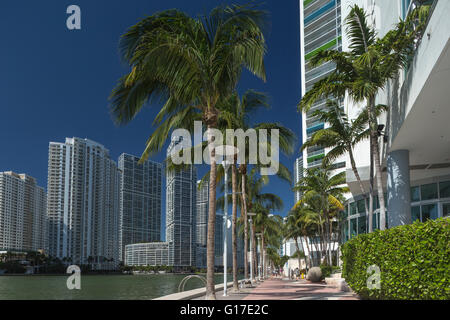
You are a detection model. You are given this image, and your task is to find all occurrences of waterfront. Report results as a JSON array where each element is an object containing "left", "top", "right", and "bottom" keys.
[{"left": 0, "top": 274, "right": 241, "bottom": 300}]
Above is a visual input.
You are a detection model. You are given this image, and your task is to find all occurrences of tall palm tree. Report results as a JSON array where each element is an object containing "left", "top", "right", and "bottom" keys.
[
  {"left": 293, "top": 164, "right": 348, "bottom": 265},
  {"left": 217, "top": 89, "right": 295, "bottom": 287},
  {"left": 109, "top": 4, "right": 268, "bottom": 299},
  {"left": 302, "top": 100, "right": 386, "bottom": 232},
  {"left": 298, "top": 5, "right": 427, "bottom": 230},
  {"left": 258, "top": 213, "right": 284, "bottom": 278},
  {"left": 240, "top": 168, "right": 283, "bottom": 278}
]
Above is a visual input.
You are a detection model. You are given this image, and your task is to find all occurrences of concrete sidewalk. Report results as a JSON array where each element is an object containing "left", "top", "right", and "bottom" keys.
[
  {"left": 243, "top": 278, "right": 359, "bottom": 300},
  {"left": 194, "top": 277, "right": 359, "bottom": 300}
]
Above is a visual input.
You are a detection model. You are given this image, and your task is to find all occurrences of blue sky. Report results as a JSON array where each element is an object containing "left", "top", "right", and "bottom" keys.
[{"left": 0, "top": 0, "right": 302, "bottom": 237}]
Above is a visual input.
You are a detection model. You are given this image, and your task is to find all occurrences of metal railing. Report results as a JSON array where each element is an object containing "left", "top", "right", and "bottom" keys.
[{"left": 178, "top": 275, "right": 207, "bottom": 293}]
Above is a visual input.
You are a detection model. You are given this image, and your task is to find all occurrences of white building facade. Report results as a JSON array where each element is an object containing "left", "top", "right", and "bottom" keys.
[
  {"left": 340, "top": 0, "right": 450, "bottom": 240},
  {"left": 0, "top": 172, "right": 47, "bottom": 252},
  {"left": 47, "top": 138, "right": 121, "bottom": 269}
]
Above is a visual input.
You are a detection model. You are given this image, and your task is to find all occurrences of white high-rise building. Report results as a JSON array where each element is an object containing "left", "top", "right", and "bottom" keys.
[
  {"left": 196, "top": 179, "right": 209, "bottom": 248},
  {"left": 0, "top": 171, "right": 46, "bottom": 252},
  {"left": 118, "top": 153, "right": 162, "bottom": 261},
  {"left": 166, "top": 136, "right": 197, "bottom": 268},
  {"left": 47, "top": 138, "right": 121, "bottom": 269}
]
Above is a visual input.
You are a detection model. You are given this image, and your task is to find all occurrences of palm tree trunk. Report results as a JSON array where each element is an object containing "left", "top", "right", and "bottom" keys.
[
  {"left": 252, "top": 223, "right": 257, "bottom": 279},
  {"left": 349, "top": 146, "right": 370, "bottom": 227},
  {"left": 328, "top": 217, "right": 333, "bottom": 266},
  {"left": 240, "top": 166, "right": 249, "bottom": 280},
  {"left": 368, "top": 97, "right": 386, "bottom": 230},
  {"left": 368, "top": 136, "right": 375, "bottom": 232},
  {"left": 231, "top": 162, "right": 238, "bottom": 292},
  {"left": 206, "top": 125, "right": 217, "bottom": 300},
  {"left": 261, "top": 227, "right": 265, "bottom": 279},
  {"left": 372, "top": 132, "right": 386, "bottom": 230},
  {"left": 294, "top": 238, "right": 302, "bottom": 273},
  {"left": 301, "top": 235, "right": 310, "bottom": 270}
]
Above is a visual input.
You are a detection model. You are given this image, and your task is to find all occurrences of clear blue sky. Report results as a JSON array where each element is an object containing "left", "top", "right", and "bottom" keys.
[{"left": 0, "top": 0, "right": 303, "bottom": 237}]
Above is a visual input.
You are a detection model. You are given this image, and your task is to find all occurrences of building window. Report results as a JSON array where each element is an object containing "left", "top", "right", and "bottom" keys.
[
  {"left": 358, "top": 215, "right": 366, "bottom": 235},
  {"left": 421, "top": 204, "right": 437, "bottom": 221},
  {"left": 357, "top": 199, "right": 366, "bottom": 214},
  {"left": 372, "top": 195, "right": 379, "bottom": 210},
  {"left": 421, "top": 183, "right": 438, "bottom": 201},
  {"left": 411, "top": 186, "right": 420, "bottom": 202},
  {"left": 372, "top": 212, "right": 379, "bottom": 230},
  {"left": 411, "top": 206, "right": 421, "bottom": 222},
  {"left": 443, "top": 203, "right": 450, "bottom": 218},
  {"left": 439, "top": 181, "right": 450, "bottom": 198},
  {"left": 349, "top": 202, "right": 357, "bottom": 215},
  {"left": 350, "top": 218, "right": 357, "bottom": 238}
]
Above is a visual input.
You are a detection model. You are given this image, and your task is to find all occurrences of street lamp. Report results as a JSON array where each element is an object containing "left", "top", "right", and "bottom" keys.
[
  {"left": 247, "top": 212, "right": 256, "bottom": 286},
  {"left": 255, "top": 232, "right": 262, "bottom": 282},
  {"left": 215, "top": 145, "right": 238, "bottom": 297},
  {"left": 221, "top": 159, "right": 231, "bottom": 296}
]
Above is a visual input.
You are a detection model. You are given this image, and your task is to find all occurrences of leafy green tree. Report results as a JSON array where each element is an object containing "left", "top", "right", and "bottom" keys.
[
  {"left": 293, "top": 164, "right": 348, "bottom": 265},
  {"left": 302, "top": 100, "right": 387, "bottom": 232}
]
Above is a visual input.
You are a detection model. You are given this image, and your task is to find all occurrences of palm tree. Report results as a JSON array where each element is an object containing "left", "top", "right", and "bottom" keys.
[
  {"left": 216, "top": 89, "right": 295, "bottom": 288},
  {"left": 293, "top": 164, "right": 348, "bottom": 265},
  {"left": 298, "top": 5, "right": 427, "bottom": 230},
  {"left": 285, "top": 204, "right": 320, "bottom": 269},
  {"left": 302, "top": 100, "right": 387, "bottom": 232},
  {"left": 110, "top": 4, "right": 268, "bottom": 299},
  {"left": 257, "top": 213, "right": 284, "bottom": 278},
  {"left": 238, "top": 168, "right": 284, "bottom": 278}
]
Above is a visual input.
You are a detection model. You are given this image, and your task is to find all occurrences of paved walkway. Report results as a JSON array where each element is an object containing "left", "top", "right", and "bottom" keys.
[{"left": 195, "top": 277, "right": 359, "bottom": 300}]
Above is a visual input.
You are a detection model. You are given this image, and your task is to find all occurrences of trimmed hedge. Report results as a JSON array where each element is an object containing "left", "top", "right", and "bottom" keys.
[{"left": 341, "top": 218, "right": 450, "bottom": 300}]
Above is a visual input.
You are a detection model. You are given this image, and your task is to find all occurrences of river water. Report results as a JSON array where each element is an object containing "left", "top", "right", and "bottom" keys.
[{"left": 0, "top": 274, "right": 241, "bottom": 300}]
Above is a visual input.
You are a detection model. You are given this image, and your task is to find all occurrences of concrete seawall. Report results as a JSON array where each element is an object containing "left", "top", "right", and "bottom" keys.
[{"left": 153, "top": 281, "right": 235, "bottom": 300}]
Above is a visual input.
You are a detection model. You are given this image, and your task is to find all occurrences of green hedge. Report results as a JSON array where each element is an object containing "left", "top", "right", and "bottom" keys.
[{"left": 341, "top": 218, "right": 450, "bottom": 300}]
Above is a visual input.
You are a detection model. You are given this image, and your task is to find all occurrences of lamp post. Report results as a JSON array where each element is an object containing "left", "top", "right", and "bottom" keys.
[
  {"left": 215, "top": 145, "right": 238, "bottom": 297},
  {"left": 247, "top": 212, "right": 256, "bottom": 285},
  {"left": 256, "top": 233, "right": 262, "bottom": 282},
  {"left": 222, "top": 160, "right": 230, "bottom": 296}
]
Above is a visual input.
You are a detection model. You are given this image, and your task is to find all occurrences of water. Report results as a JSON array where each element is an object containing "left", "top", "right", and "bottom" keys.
[{"left": 0, "top": 274, "right": 242, "bottom": 300}]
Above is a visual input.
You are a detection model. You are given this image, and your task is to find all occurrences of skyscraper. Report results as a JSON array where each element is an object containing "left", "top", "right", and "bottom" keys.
[
  {"left": 47, "top": 138, "right": 120, "bottom": 269},
  {"left": 300, "top": 0, "right": 346, "bottom": 171},
  {"left": 196, "top": 179, "right": 209, "bottom": 247},
  {"left": 293, "top": 156, "right": 304, "bottom": 204},
  {"left": 118, "top": 153, "right": 162, "bottom": 261},
  {"left": 195, "top": 179, "right": 208, "bottom": 268},
  {"left": 166, "top": 136, "right": 197, "bottom": 268},
  {"left": 0, "top": 171, "right": 46, "bottom": 252}
]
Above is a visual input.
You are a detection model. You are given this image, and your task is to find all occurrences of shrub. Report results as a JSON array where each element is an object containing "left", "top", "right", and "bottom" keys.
[
  {"left": 0, "top": 261, "right": 26, "bottom": 274},
  {"left": 320, "top": 264, "right": 333, "bottom": 279},
  {"left": 341, "top": 218, "right": 450, "bottom": 300}
]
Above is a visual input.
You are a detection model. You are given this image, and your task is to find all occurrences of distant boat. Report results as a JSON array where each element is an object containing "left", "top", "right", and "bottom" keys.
[{"left": 158, "top": 270, "right": 166, "bottom": 274}]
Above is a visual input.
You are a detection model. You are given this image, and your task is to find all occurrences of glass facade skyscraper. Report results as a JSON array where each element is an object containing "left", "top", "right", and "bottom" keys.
[
  {"left": 118, "top": 153, "right": 162, "bottom": 261},
  {"left": 300, "top": 0, "right": 344, "bottom": 169}
]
